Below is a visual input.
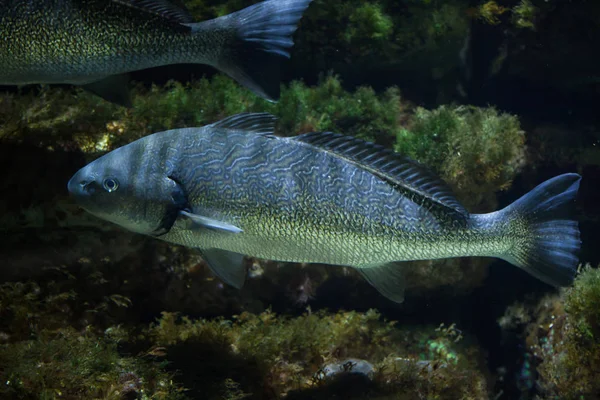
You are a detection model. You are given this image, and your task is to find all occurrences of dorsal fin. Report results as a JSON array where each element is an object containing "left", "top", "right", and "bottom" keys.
[
  {"left": 209, "top": 113, "right": 277, "bottom": 136},
  {"left": 293, "top": 132, "right": 467, "bottom": 215},
  {"left": 112, "top": 0, "right": 194, "bottom": 24}
]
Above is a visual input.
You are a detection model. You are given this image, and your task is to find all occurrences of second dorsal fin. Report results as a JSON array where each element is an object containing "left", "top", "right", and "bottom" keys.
[
  {"left": 209, "top": 113, "right": 277, "bottom": 136},
  {"left": 112, "top": 0, "right": 194, "bottom": 24},
  {"left": 293, "top": 131, "right": 467, "bottom": 215}
]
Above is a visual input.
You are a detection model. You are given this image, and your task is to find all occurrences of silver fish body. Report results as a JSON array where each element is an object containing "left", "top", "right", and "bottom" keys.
[
  {"left": 0, "top": 0, "right": 312, "bottom": 105},
  {"left": 68, "top": 113, "right": 582, "bottom": 302}
]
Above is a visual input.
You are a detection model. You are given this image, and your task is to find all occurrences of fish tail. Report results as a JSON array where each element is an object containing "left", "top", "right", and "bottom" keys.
[
  {"left": 189, "top": 0, "right": 312, "bottom": 101},
  {"left": 493, "top": 173, "right": 582, "bottom": 287}
]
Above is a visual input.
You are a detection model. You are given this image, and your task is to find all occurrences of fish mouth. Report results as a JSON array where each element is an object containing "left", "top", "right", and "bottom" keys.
[
  {"left": 67, "top": 175, "right": 78, "bottom": 196},
  {"left": 67, "top": 173, "right": 84, "bottom": 197},
  {"left": 67, "top": 169, "right": 93, "bottom": 201}
]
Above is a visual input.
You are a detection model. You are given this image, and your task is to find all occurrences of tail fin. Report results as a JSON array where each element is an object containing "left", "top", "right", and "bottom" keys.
[
  {"left": 498, "top": 173, "right": 582, "bottom": 287},
  {"left": 191, "top": 0, "right": 312, "bottom": 101}
]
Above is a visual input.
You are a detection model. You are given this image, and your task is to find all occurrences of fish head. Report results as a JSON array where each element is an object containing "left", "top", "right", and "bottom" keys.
[{"left": 67, "top": 140, "right": 186, "bottom": 236}]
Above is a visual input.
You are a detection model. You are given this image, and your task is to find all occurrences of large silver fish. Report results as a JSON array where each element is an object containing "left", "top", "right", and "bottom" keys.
[
  {"left": 67, "top": 113, "right": 582, "bottom": 302},
  {"left": 0, "top": 0, "right": 312, "bottom": 106}
]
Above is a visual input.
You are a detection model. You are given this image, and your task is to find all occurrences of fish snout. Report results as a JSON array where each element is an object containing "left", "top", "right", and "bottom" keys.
[{"left": 67, "top": 170, "right": 94, "bottom": 199}]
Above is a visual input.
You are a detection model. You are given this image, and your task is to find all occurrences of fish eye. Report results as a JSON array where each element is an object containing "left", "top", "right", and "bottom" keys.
[{"left": 103, "top": 178, "right": 119, "bottom": 192}]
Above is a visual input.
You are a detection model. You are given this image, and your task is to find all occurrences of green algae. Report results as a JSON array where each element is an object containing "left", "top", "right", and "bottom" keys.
[
  {"left": 395, "top": 105, "right": 525, "bottom": 210},
  {"left": 0, "top": 277, "right": 186, "bottom": 400},
  {"left": 150, "top": 308, "right": 396, "bottom": 363},
  {"left": 0, "top": 273, "right": 489, "bottom": 399},
  {"left": 520, "top": 265, "right": 600, "bottom": 399},
  {"left": 295, "top": 0, "right": 470, "bottom": 65},
  {"left": 1, "top": 328, "right": 186, "bottom": 400},
  {"left": 564, "top": 264, "right": 600, "bottom": 341},
  {"left": 0, "top": 75, "right": 402, "bottom": 156},
  {"left": 146, "top": 308, "right": 488, "bottom": 399},
  {"left": 511, "top": 0, "right": 537, "bottom": 30}
]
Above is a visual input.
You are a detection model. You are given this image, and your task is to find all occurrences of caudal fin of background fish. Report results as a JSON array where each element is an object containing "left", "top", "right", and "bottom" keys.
[
  {"left": 493, "top": 173, "right": 582, "bottom": 287},
  {"left": 190, "top": 0, "right": 313, "bottom": 101}
]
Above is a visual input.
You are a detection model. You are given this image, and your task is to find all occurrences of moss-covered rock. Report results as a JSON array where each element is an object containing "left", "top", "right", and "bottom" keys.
[
  {"left": 530, "top": 265, "right": 600, "bottom": 399},
  {"left": 395, "top": 104, "right": 526, "bottom": 211},
  {"left": 0, "top": 277, "right": 186, "bottom": 400},
  {"left": 0, "top": 75, "right": 403, "bottom": 158},
  {"left": 501, "top": 265, "right": 600, "bottom": 399},
  {"left": 144, "top": 309, "right": 489, "bottom": 399},
  {"left": 0, "top": 274, "right": 490, "bottom": 400},
  {"left": 0, "top": 328, "right": 187, "bottom": 400}
]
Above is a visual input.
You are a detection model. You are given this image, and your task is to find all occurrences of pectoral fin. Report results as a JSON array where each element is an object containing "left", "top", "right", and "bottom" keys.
[
  {"left": 82, "top": 74, "right": 132, "bottom": 107},
  {"left": 357, "top": 263, "right": 406, "bottom": 303},
  {"left": 199, "top": 248, "right": 246, "bottom": 289},
  {"left": 180, "top": 210, "right": 243, "bottom": 233}
]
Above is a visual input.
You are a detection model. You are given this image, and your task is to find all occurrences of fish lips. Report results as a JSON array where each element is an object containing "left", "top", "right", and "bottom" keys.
[{"left": 67, "top": 168, "right": 97, "bottom": 203}]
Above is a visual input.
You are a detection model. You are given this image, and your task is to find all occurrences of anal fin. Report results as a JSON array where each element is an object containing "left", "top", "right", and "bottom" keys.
[
  {"left": 82, "top": 74, "right": 132, "bottom": 107},
  {"left": 357, "top": 263, "right": 406, "bottom": 303},
  {"left": 199, "top": 248, "right": 246, "bottom": 289}
]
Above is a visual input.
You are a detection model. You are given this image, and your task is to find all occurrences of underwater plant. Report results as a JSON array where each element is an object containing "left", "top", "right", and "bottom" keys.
[
  {"left": 395, "top": 104, "right": 526, "bottom": 210},
  {"left": 515, "top": 264, "right": 600, "bottom": 399},
  {"left": 0, "top": 75, "right": 401, "bottom": 158},
  {"left": 511, "top": 0, "right": 537, "bottom": 30},
  {"left": 0, "top": 327, "right": 187, "bottom": 400},
  {"left": 467, "top": 1, "right": 509, "bottom": 25},
  {"left": 0, "top": 275, "right": 188, "bottom": 400},
  {"left": 0, "top": 272, "right": 490, "bottom": 400},
  {"left": 145, "top": 308, "right": 489, "bottom": 399}
]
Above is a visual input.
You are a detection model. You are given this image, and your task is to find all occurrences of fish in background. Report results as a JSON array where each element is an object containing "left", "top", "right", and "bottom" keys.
[
  {"left": 67, "top": 113, "right": 582, "bottom": 303},
  {"left": 0, "top": 0, "right": 313, "bottom": 106}
]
